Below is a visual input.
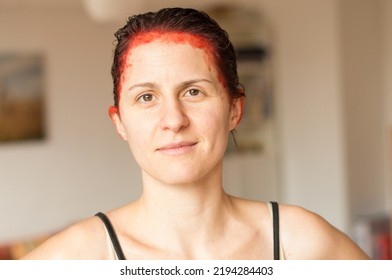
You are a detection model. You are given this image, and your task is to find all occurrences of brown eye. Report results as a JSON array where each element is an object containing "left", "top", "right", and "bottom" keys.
[
  {"left": 138, "top": 93, "right": 154, "bottom": 103},
  {"left": 186, "top": 89, "right": 201, "bottom": 96}
]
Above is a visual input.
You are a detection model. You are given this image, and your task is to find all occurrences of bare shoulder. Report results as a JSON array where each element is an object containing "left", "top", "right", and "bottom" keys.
[
  {"left": 278, "top": 204, "right": 370, "bottom": 259},
  {"left": 228, "top": 196, "right": 271, "bottom": 223},
  {"left": 21, "top": 216, "right": 107, "bottom": 260}
]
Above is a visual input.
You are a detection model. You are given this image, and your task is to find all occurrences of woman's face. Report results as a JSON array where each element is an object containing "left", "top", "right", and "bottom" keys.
[{"left": 110, "top": 33, "right": 243, "bottom": 186}]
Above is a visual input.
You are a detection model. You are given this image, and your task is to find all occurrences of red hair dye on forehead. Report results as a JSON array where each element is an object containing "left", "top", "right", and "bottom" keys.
[
  {"left": 129, "top": 31, "right": 213, "bottom": 51},
  {"left": 117, "top": 31, "right": 226, "bottom": 99}
]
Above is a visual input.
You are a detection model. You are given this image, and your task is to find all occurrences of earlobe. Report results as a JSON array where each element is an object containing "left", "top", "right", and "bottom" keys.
[
  {"left": 230, "top": 96, "right": 245, "bottom": 131},
  {"left": 108, "top": 106, "right": 127, "bottom": 140}
]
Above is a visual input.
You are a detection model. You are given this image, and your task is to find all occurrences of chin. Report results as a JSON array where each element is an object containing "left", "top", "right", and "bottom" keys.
[
  {"left": 141, "top": 153, "right": 224, "bottom": 186},
  {"left": 147, "top": 166, "right": 212, "bottom": 186}
]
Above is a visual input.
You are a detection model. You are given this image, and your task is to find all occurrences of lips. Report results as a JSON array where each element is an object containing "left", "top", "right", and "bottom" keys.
[{"left": 157, "top": 141, "right": 197, "bottom": 155}]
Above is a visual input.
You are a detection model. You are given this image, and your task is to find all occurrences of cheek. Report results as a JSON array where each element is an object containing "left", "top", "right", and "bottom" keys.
[
  {"left": 129, "top": 123, "right": 153, "bottom": 147},
  {"left": 119, "top": 111, "right": 152, "bottom": 147},
  {"left": 126, "top": 125, "right": 155, "bottom": 162},
  {"left": 195, "top": 105, "right": 231, "bottom": 136}
]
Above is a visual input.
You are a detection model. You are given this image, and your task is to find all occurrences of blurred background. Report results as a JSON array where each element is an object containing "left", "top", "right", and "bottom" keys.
[{"left": 0, "top": 0, "right": 391, "bottom": 259}]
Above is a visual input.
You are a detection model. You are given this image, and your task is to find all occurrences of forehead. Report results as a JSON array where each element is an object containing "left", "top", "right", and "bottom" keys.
[
  {"left": 128, "top": 31, "right": 215, "bottom": 53},
  {"left": 118, "top": 31, "right": 226, "bottom": 93},
  {"left": 122, "top": 31, "right": 220, "bottom": 79},
  {"left": 122, "top": 39, "right": 219, "bottom": 90},
  {"left": 126, "top": 39, "right": 213, "bottom": 76}
]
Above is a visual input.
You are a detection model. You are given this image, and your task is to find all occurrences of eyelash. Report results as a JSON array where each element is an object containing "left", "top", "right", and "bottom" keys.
[
  {"left": 137, "top": 93, "right": 155, "bottom": 103},
  {"left": 135, "top": 88, "right": 203, "bottom": 104},
  {"left": 185, "top": 88, "right": 201, "bottom": 97}
]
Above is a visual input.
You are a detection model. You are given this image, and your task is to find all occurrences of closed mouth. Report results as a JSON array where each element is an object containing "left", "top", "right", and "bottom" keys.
[{"left": 157, "top": 141, "right": 198, "bottom": 154}]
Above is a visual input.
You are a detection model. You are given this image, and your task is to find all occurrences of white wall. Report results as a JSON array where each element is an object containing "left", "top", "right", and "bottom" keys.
[
  {"left": 382, "top": 0, "right": 392, "bottom": 213},
  {"left": 0, "top": 8, "right": 142, "bottom": 242},
  {"left": 384, "top": 0, "right": 392, "bottom": 126},
  {"left": 258, "top": 0, "right": 392, "bottom": 233},
  {"left": 340, "top": 0, "right": 387, "bottom": 222},
  {"left": 259, "top": 0, "right": 349, "bottom": 231}
]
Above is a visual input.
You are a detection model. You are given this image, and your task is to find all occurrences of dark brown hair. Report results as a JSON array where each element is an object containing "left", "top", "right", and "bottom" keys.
[{"left": 111, "top": 7, "right": 244, "bottom": 107}]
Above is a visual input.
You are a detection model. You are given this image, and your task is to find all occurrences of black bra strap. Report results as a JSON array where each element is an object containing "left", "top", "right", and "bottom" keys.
[
  {"left": 95, "top": 212, "right": 126, "bottom": 260},
  {"left": 270, "top": 201, "right": 280, "bottom": 260}
]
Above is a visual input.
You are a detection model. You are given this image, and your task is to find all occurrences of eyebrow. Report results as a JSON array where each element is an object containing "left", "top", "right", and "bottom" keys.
[
  {"left": 179, "top": 78, "right": 213, "bottom": 88},
  {"left": 127, "top": 79, "right": 213, "bottom": 92},
  {"left": 127, "top": 82, "right": 158, "bottom": 92}
]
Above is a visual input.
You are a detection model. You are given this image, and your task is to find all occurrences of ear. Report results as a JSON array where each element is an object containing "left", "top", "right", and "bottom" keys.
[
  {"left": 108, "top": 106, "right": 128, "bottom": 141},
  {"left": 229, "top": 96, "right": 245, "bottom": 131}
]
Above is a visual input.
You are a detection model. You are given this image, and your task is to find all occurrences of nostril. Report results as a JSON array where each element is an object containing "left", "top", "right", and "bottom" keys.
[{"left": 159, "top": 104, "right": 190, "bottom": 132}]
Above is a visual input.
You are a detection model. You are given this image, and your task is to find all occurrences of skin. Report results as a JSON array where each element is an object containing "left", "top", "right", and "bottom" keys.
[
  {"left": 116, "top": 31, "right": 224, "bottom": 101},
  {"left": 113, "top": 35, "right": 236, "bottom": 188},
  {"left": 22, "top": 33, "right": 369, "bottom": 260}
]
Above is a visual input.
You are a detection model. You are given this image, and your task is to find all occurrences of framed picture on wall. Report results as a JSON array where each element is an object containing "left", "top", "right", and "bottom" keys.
[{"left": 0, "top": 53, "right": 46, "bottom": 143}]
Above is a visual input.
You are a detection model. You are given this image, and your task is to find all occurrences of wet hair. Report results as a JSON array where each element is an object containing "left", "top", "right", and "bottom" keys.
[{"left": 111, "top": 7, "right": 244, "bottom": 107}]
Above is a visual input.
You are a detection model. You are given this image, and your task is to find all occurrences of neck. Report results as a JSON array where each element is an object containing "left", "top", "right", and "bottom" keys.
[{"left": 134, "top": 165, "right": 234, "bottom": 257}]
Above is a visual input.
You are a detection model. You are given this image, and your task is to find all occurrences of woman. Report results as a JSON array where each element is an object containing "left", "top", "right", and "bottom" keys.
[{"left": 23, "top": 8, "right": 369, "bottom": 260}]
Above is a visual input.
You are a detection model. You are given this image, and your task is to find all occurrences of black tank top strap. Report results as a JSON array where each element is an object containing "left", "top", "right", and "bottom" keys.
[
  {"left": 269, "top": 201, "right": 280, "bottom": 260},
  {"left": 95, "top": 212, "right": 126, "bottom": 260},
  {"left": 96, "top": 204, "right": 281, "bottom": 260}
]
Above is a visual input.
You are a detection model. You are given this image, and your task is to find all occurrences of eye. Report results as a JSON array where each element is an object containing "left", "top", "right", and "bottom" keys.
[
  {"left": 185, "top": 88, "right": 201, "bottom": 97},
  {"left": 137, "top": 93, "right": 155, "bottom": 103}
]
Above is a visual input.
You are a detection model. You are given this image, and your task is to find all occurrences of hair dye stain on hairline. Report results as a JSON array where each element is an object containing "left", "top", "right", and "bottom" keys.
[{"left": 117, "top": 31, "right": 226, "bottom": 103}]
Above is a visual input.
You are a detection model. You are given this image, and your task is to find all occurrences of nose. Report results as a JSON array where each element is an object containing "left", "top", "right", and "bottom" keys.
[{"left": 159, "top": 99, "right": 190, "bottom": 133}]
